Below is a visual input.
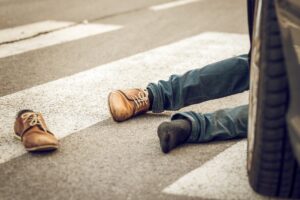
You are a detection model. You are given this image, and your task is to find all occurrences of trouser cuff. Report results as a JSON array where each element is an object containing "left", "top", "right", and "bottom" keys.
[
  {"left": 147, "top": 83, "right": 165, "bottom": 113},
  {"left": 171, "top": 111, "right": 202, "bottom": 143}
]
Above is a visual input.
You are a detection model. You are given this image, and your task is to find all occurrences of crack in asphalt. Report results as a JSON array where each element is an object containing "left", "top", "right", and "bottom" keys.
[
  {"left": 0, "top": 3, "right": 154, "bottom": 46},
  {"left": 0, "top": 22, "right": 77, "bottom": 46}
]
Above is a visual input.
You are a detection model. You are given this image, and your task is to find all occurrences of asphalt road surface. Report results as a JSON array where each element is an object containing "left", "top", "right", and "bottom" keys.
[{"left": 0, "top": 0, "right": 282, "bottom": 199}]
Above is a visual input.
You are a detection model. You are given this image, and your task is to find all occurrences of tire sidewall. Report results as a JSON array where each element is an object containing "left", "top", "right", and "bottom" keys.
[{"left": 247, "top": 0, "right": 263, "bottom": 173}]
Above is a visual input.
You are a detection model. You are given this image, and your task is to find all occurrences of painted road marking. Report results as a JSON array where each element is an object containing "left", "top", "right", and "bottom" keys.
[
  {"left": 0, "top": 23, "right": 122, "bottom": 59},
  {"left": 0, "top": 20, "right": 74, "bottom": 44},
  {"left": 163, "top": 140, "right": 274, "bottom": 200},
  {"left": 0, "top": 32, "right": 249, "bottom": 164},
  {"left": 149, "top": 0, "right": 203, "bottom": 11}
]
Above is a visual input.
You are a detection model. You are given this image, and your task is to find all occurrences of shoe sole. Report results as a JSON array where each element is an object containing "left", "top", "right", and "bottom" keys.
[
  {"left": 26, "top": 145, "right": 58, "bottom": 152},
  {"left": 108, "top": 92, "right": 122, "bottom": 122},
  {"left": 13, "top": 133, "right": 58, "bottom": 152},
  {"left": 108, "top": 91, "right": 147, "bottom": 122}
]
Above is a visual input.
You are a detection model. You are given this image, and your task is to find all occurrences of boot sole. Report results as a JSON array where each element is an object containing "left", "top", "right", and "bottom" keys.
[
  {"left": 26, "top": 145, "right": 58, "bottom": 152},
  {"left": 108, "top": 92, "right": 118, "bottom": 122},
  {"left": 108, "top": 92, "right": 124, "bottom": 122},
  {"left": 108, "top": 91, "right": 148, "bottom": 122},
  {"left": 13, "top": 133, "right": 58, "bottom": 152}
]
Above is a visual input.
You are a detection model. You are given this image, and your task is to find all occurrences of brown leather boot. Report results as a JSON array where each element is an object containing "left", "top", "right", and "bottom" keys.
[
  {"left": 108, "top": 88, "right": 150, "bottom": 122},
  {"left": 14, "top": 110, "right": 59, "bottom": 152}
]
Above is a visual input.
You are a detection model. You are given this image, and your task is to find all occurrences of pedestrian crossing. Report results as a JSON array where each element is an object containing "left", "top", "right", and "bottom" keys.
[
  {"left": 150, "top": 0, "right": 204, "bottom": 11},
  {"left": 163, "top": 140, "right": 271, "bottom": 200},
  {"left": 0, "top": 20, "right": 74, "bottom": 44},
  {"left": 0, "top": 22, "right": 122, "bottom": 58},
  {"left": 0, "top": 29, "right": 249, "bottom": 164},
  {"left": 0, "top": 18, "right": 260, "bottom": 200}
]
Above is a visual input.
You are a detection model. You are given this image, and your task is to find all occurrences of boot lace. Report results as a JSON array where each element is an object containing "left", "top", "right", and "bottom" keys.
[
  {"left": 21, "top": 112, "right": 47, "bottom": 132},
  {"left": 132, "top": 89, "right": 149, "bottom": 108}
]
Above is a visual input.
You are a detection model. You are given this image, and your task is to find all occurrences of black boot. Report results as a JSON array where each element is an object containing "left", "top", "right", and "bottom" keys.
[{"left": 157, "top": 119, "right": 191, "bottom": 153}]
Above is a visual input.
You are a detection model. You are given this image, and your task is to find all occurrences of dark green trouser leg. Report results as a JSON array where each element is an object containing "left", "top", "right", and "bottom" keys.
[
  {"left": 147, "top": 55, "right": 250, "bottom": 142},
  {"left": 171, "top": 105, "right": 248, "bottom": 143}
]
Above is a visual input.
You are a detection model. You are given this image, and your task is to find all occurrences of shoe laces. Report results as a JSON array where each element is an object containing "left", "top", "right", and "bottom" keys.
[
  {"left": 21, "top": 112, "right": 47, "bottom": 132},
  {"left": 132, "top": 89, "right": 149, "bottom": 108}
]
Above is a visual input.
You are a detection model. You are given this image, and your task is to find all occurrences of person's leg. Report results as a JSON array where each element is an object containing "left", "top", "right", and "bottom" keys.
[
  {"left": 158, "top": 105, "right": 248, "bottom": 153},
  {"left": 148, "top": 54, "right": 250, "bottom": 113},
  {"left": 108, "top": 54, "right": 249, "bottom": 122}
]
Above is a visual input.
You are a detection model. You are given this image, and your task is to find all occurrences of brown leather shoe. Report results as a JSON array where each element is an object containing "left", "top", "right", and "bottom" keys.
[
  {"left": 14, "top": 110, "right": 59, "bottom": 152},
  {"left": 108, "top": 88, "right": 150, "bottom": 122}
]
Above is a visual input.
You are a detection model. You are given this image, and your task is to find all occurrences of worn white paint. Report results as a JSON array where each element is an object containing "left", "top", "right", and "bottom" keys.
[
  {"left": 149, "top": 0, "right": 203, "bottom": 11},
  {"left": 0, "top": 20, "right": 74, "bottom": 44},
  {"left": 0, "top": 23, "right": 122, "bottom": 58},
  {"left": 0, "top": 32, "right": 249, "bottom": 165},
  {"left": 163, "top": 140, "right": 276, "bottom": 200}
]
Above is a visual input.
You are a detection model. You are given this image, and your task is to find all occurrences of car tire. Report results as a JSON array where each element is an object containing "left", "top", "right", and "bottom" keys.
[{"left": 247, "top": 0, "right": 300, "bottom": 198}]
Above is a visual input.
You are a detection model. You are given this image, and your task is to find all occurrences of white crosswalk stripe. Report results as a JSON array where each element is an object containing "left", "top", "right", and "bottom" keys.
[
  {"left": 163, "top": 140, "right": 274, "bottom": 200},
  {"left": 149, "top": 0, "right": 203, "bottom": 11},
  {"left": 0, "top": 22, "right": 122, "bottom": 59},
  {"left": 0, "top": 20, "right": 74, "bottom": 44},
  {"left": 0, "top": 32, "right": 249, "bottom": 165}
]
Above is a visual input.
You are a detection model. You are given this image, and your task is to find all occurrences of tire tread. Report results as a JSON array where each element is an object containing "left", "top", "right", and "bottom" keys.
[{"left": 248, "top": 1, "right": 300, "bottom": 198}]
